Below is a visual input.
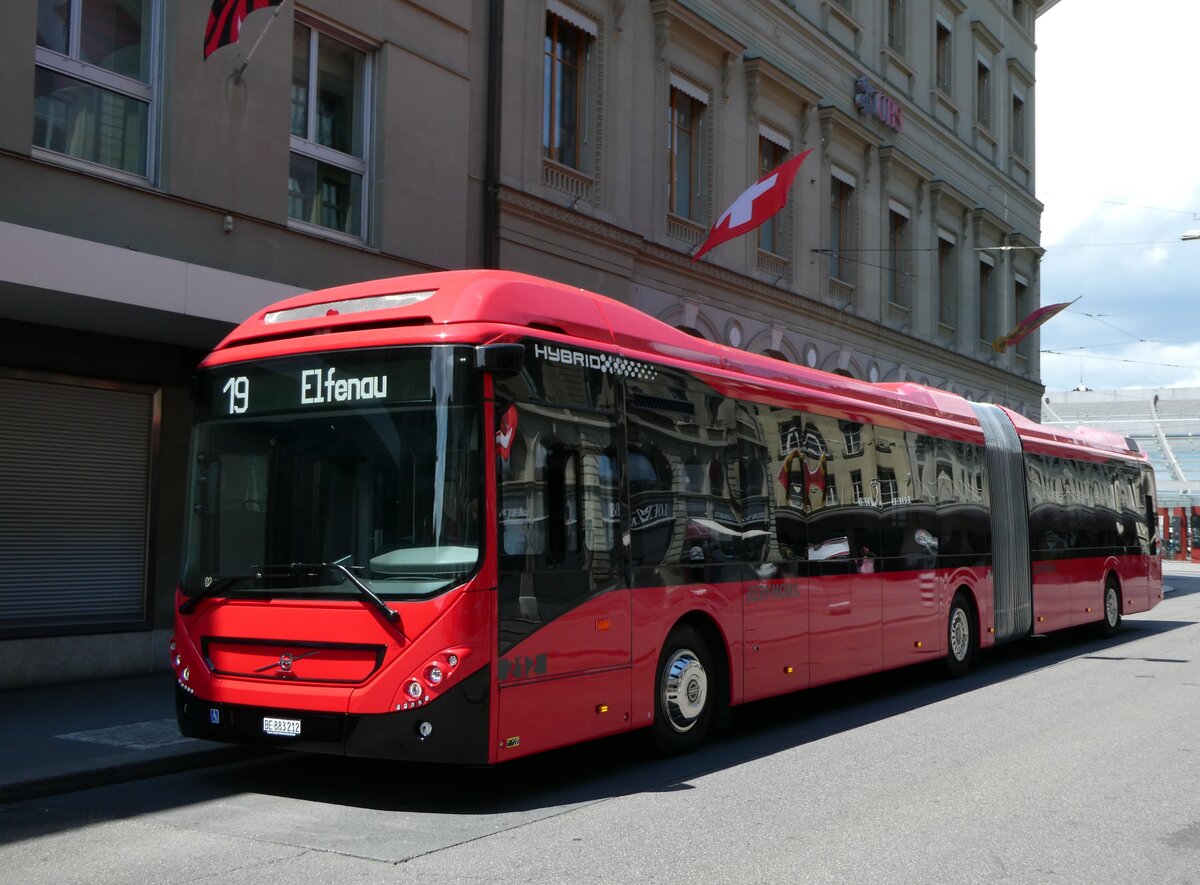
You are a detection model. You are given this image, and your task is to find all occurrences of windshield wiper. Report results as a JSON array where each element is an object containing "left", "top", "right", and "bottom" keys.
[
  {"left": 278, "top": 562, "right": 403, "bottom": 628},
  {"left": 179, "top": 572, "right": 260, "bottom": 614},
  {"left": 179, "top": 563, "right": 404, "bottom": 631}
]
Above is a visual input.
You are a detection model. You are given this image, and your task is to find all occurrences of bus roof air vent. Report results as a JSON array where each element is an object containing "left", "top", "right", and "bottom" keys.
[{"left": 264, "top": 290, "right": 436, "bottom": 324}]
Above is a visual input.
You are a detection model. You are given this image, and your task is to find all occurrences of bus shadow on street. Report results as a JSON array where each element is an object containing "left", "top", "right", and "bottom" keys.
[
  {"left": 217, "top": 612, "right": 1194, "bottom": 815},
  {"left": 1163, "top": 576, "right": 1200, "bottom": 598}
]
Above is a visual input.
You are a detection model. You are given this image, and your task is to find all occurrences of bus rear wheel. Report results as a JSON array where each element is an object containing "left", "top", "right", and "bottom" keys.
[
  {"left": 652, "top": 624, "right": 714, "bottom": 754},
  {"left": 945, "top": 593, "right": 977, "bottom": 678},
  {"left": 1096, "top": 578, "right": 1122, "bottom": 637}
]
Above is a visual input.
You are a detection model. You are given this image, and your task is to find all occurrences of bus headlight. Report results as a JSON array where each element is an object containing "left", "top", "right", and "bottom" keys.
[{"left": 406, "top": 680, "right": 423, "bottom": 699}]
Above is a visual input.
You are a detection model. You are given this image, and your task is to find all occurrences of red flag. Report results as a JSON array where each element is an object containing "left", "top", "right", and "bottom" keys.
[
  {"left": 692, "top": 148, "right": 813, "bottom": 262},
  {"left": 204, "top": 0, "right": 282, "bottom": 60},
  {"left": 992, "top": 299, "right": 1076, "bottom": 353}
]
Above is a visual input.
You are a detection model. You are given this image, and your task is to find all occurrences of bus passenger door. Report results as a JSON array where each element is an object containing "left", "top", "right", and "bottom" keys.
[
  {"left": 742, "top": 410, "right": 809, "bottom": 701},
  {"left": 492, "top": 362, "right": 630, "bottom": 760},
  {"left": 879, "top": 432, "right": 941, "bottom": 668},
  {"left": 804, "top": 419, "right": 883, "bottom": 685}
]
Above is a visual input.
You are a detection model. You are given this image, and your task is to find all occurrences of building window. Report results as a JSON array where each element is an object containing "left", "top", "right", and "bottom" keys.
[
  {"left": 1011, "top": 93, "right": 1026, "bottom": 159},
  {"left": 668, "top": 84, "right": 707, "bottom": 222},
  {"left": 979, "top": 258, "right": 996, "bottom": 343},
  {"left": 887, "top": 208, "right": 911, "bottom": 309},
  {"left": 1014, "top": 276, "right": 1031, "bottom": 359},
  {"left": 544, "top": 11, "right": 589, "bottom": 169},
  {"left": 758, "top": 136, "right": 788, "bottom": 255},
  {"left": 289, "top": 20, "right": 370, "bottom": 239},
  {"left": 935, "top": 21, "right": 952, "bottom": 94},
  {"left": 976, "top": 61, "right": 991, "bottom": 129},
  {"left": 1011, "top": 1, "right": 1029, "bottom": 29},
  {"left": 33, "top": 0, "right": 156, "bottom": 178},
  {"left": 830, "top": 174, "right": 855, "bottom": 284},
  {"left": 937, "top": 235, "right": 958, "bottom": 328},
  {"left": 887, "top": 0, "right": 907, "bottom": 55}
]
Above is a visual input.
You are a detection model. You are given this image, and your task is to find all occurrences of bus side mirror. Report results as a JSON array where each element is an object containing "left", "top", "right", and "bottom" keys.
[{"left": 475, "top": 344, "right": 524, "bottom": 378}]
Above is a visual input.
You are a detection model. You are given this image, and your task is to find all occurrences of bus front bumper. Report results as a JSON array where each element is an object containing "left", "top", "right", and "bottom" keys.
[{"left": 175, "top": 666, "right": 490, "bottom": 764}]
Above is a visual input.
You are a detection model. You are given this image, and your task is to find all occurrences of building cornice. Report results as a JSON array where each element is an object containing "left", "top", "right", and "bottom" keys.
[{"left": 496, "top": 186, "right": 1040, "bottom": 394}]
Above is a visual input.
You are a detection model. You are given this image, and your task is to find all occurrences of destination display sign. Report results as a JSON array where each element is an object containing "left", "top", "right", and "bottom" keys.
[{"left": 199, "top": 350, "right": 433, "bottom": 418}]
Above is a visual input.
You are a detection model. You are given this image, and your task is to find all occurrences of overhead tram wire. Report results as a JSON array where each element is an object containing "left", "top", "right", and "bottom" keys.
[{"left": 1040, "top": 350, "right": 1200, "bottom": 372}]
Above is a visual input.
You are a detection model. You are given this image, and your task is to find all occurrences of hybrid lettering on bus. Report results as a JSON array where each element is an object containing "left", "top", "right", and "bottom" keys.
[{"left": 172, "top": 270, "right": 1162, "bottom": 762}]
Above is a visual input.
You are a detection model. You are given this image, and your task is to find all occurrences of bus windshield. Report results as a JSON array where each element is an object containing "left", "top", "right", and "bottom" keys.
[{"left": 180, "top": 346, "right": 482, "bottom": 601}]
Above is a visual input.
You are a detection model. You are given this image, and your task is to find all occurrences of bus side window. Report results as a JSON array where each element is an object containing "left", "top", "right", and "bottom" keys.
[{"left": 545, "top": 448, "right": 581, "bottom": 566}]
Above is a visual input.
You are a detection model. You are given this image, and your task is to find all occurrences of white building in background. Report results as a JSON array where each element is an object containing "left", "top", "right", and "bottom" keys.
[{"left": 1043, "top": 388, "right": 1200, "bottom": 507}]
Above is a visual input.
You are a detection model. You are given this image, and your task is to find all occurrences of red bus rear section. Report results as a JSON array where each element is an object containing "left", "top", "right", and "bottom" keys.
[{"left": 172, "top": 270, "right": 1163, "bottom": 763}]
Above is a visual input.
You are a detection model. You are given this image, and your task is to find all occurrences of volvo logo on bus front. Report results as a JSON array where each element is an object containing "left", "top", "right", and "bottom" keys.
[{"left": 278, "top": 654, "right": 293, "bottom": 672}]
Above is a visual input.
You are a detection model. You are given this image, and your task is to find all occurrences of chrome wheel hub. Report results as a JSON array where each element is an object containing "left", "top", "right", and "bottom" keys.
[
  {"left": 662, "top": 648, "right": 708, "bottom": 733},
  {"left": 1105, "top": 587, "right": 1119, "bottom": 625},
  {"left": 949, "top": 608, "right": 970, "bottom": 661}
]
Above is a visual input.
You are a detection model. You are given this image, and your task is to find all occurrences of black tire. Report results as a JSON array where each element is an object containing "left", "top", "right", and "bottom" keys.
[
  {"left": 1096, "top": 578, "right": 1122, "bottom": 637},
  {"left": 945, "top": 593, "right": 977, "bottom": 678},
  {"left": 651, "top": 624, "right": 715, "bottom": 755}
]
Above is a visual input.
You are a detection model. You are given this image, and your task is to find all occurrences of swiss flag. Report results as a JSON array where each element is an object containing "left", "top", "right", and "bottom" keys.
[
  {"left": 692, "top": 148, "right": 813, "bottom": 262},
  {"left": 203, "top": 0, "right": 283, "bottom": 60}
]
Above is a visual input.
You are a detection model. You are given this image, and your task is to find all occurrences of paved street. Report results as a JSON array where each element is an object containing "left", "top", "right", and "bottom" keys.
[{"left": 2, "top": 573, "right": 1198, "bottom": 884}]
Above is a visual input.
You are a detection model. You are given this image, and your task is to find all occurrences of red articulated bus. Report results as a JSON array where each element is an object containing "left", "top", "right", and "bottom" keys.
[{"left": 173, "top": 270, "right": 1163, "bottom": 762}]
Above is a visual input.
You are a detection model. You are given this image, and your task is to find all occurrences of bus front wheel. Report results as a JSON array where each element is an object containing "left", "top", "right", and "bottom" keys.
[
  {"left": 945, "top": 593, "right": 977, "bottom": 678},
  {"left": 652, "top": 624, "right": 714, "bottom": 754}
]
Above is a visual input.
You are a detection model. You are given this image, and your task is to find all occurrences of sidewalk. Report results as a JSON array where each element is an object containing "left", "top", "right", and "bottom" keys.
[
  {"left": 1163, "top": 558, "right": 1200, "bottom": 578},
  {"left": 0, "top": 671, "right": 262, "bottom": 804}
]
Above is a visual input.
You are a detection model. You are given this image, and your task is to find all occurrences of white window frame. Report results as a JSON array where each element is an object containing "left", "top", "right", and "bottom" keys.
[
  {"left": 1011, "top": 88, "right": 1027, "bottom": 159},
  {"left": 975, "top": 57, "right": 992, "bottom": 129},
  {"left": 887, "top": 0, "right": 907, "bottom": 56},
  {"left": 887, "top": 201, "right": 912, "bottom": 309},
  {"left": 937, "top": 230, "right": 958, "bottom": 328},
  {"left": 934, "top": 16, "right": 953, "bottom": 96},
  {"left": 543, "top": 5, "right": 596, "bottom": 173},
  {"left": 667, "top": 74, "right": 710, "bottom": 225},
  {"left": 830, "top": 165, "right": 857, "bottom": 285},
  {"left": 978, "top": 253, "right": 996, "bottom": 343},
  {"left": 32, "top": 0, "right": 160, "bottom": 184},
  {"left": 757, "top": 129, "right": 790, "bottom": 257},
  {"left": 288, "top": 18, "right": 373, "bottom": 244}
]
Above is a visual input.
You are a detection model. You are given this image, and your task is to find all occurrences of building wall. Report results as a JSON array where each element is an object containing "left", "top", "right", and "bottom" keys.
[
  {"left": 495, "top": 0, "right": 1045, "bottom": 408},
  {"left": 0, "top": 0, "right": 1048, "bottom": 687}
]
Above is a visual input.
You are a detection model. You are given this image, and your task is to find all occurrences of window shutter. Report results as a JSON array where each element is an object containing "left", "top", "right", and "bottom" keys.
[{"left": 0, "top": 376, "right": 153, "bottom": 631}]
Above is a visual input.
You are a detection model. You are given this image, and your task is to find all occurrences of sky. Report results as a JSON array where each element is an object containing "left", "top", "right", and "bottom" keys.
[{"left": 1035, "top": 0, "right": 1200, "bottom": 392}]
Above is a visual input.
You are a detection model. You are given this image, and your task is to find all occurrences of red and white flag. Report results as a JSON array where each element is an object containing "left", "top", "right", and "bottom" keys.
[
  {"left": 204, "top": 0, "right": 283, "bottom": 60},
  {"left": 692, "top": 148, "right": 813, "bottom": 262},
  {"left": 991, "top": 298, "right": 1077, "bottom": 353}
]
